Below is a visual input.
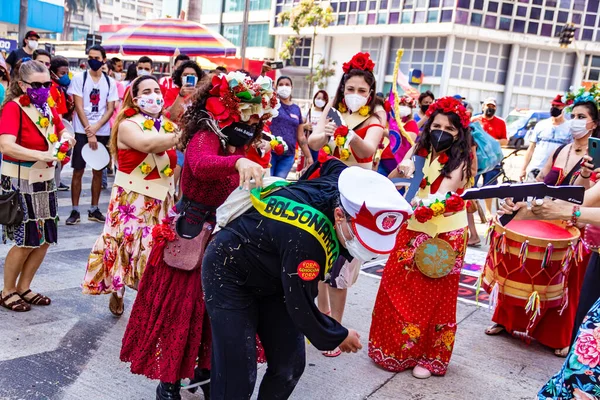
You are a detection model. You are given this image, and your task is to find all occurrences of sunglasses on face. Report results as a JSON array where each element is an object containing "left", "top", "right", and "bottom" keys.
[{"left": 22, "top": 80, "right": 52, "bottom": 89}]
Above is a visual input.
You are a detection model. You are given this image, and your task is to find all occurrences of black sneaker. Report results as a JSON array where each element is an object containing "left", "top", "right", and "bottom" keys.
[
  {"left": 66, "top": 210, "right": 80, "bottom": 225},
  {"left": 88, "top": 209, "right": 106, "bottom": 223},
  {"left": 57, "top": 183, "right": 70, "bottom": 191}
]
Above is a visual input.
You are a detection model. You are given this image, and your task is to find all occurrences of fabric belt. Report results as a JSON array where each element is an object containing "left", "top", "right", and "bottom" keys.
[
  {"left": 1, "top": 160, "right": 55, "bottom": 183},
  {"left": 114, "top": 170, "right": 173, "bottom": 201}
]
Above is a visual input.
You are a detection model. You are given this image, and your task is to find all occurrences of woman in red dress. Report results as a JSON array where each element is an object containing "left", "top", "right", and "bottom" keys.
[
  {"left": 369, "top": 97, "right": 474, "bottom": 379},
  {"left": 120, "top": 72, "right": 277, "bottom": 400}
]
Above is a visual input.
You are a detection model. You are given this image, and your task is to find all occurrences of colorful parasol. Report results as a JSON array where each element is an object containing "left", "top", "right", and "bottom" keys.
[{"left": 102, "top": 18, "right": 237, "bottom": 57}]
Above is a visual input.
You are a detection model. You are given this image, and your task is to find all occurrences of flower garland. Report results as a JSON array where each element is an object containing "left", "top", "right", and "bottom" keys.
[
  {"left": 269, "top": 136, "right": 289, "bottom": 156},
  {"left": 53, "top": 140, "right": 71, "bottom": 165},
  {"left": 425, "top": 96, "right": 470, "bottom": 129},
  {"left": 337, "top": 102, "right": 370, "bottom": 116},
  {"left": 413, "top": 193, "right": 466, "bottom": 223}
]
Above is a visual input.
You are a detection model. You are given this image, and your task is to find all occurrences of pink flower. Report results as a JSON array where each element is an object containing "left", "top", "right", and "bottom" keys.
[
  {"left": 141, "top": 226, "right": 151, "bottom": 238},
  {"left": 405, "top": 341, "right": 414, "bottom": 349},
  {"left": 574, "top": 331, "right": 600, "bottom": 368},
  {"left": 112, "top": 276, "right": 123, "bottom": 290},
  {"left": 118, "top": 204, "right": 139, "bottom": 224},
  {"left": 123, "top": 226, "right": 133, "bottom": 237}
]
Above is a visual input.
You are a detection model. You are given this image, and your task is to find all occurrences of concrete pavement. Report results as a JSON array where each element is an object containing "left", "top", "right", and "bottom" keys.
[{"left": 0, "top": 166, "right": 564, "bottom": 400}]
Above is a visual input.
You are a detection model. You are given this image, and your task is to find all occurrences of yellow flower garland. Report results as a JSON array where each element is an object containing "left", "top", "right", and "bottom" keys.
[
  {"left": 140, "top": 163, "right": 153, "bottom": 174},
  {"left": 143, "top": 119, "right": 155, "bottom": 130},
  {"left": 358, "top": 105, "right": 370, "bottom": 116},
  {"left": 163, "top": 121, "right": 175, "bottom": 132},
  {"left": 48, "top": 133, "right": 58, "bottom": 143},
  {"left": 47, "top": 97, "right": 56, "bottom": 108}
]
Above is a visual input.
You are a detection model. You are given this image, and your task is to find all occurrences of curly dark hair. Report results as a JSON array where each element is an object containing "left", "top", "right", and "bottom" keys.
[
  {"left": 414, "top": 109, "right": 473, "bottom": 181},
  {"left": 172, "top": 60, "right": 204, "bottom": 88},
  {"left": 179, "top": 81, "right": 264, "bottom": 150}
]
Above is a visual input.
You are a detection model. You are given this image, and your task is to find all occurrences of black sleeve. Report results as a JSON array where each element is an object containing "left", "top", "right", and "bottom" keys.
[
  {"left": 6, "top": 50, "right": 16, "bottom": 69},
  {"left": 299, "top": 158, "right": 347, "bottom": 181},
  {"left": 279, "top": 232, "right": 348, "bottom": 350}
]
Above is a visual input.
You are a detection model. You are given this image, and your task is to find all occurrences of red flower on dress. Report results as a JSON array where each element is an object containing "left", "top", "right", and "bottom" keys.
[
  {"left": 414, "top": 206, "right": 434, "bottom": 223},
  {"left": 334, "top": 125, "right": 349, "bottom": 138},
  {"left": 274, "top": 144, "right": 285, "bottom": 155},
  {"left": 342, "top": 52, "right": 375, "bottom": 74},
  {"left": 383, "top": 100, "right": 392, "bottom": 113},
  {"left": 438, "top": 153, "right": 449, "bottom": 164},
  {"left": 124, "top": 108, "right": 137, "bottom": 117},
  {"left": 59, "top": 142, "right": 70, "bottom": 153},
  {"left": 419, "top": 178, "right": 428, "bottom": 189},
  {"left": 426, "top": 96, "right": 470, "bottom": 129},
  {"left": 416, "top": 148, "right": 429, "bottom": 157},
  {"left": 445, "top": 194, "right": 465, "bottom": 213},
  {"left": 19, "top": 95, "right": 31, "bottom": 107}
]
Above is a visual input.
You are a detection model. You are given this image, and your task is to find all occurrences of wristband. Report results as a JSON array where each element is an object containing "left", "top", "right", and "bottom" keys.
[
  {"left": 581, "top": 173, "right": 591, "bottom": 179},
  {"left": 178, "top": 91, "right": 185, "bottom": 98},
  {"left": 571, "top": 205, "right": 581, "bottom": 224}
]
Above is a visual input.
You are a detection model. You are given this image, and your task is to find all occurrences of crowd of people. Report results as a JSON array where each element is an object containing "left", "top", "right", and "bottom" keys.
[{"left": 1, "top": 33, "right": 600, "bottom": 400}]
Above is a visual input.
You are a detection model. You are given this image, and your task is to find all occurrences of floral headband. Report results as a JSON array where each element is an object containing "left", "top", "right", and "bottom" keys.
[
  {"left": 425, "top": 96, "right": 471, "bottom": 129},
  {"left": 342, "top": 52, "right": 375, "bottom": 74},
  {"left": 206, "top": 72, "right": 280, "bottom": 128},
  {"left": 398, "top": 95, "right": 416, "bottom": 109},
  {"left": 562, "top": 85, "right": 600, "bottom": 112}
]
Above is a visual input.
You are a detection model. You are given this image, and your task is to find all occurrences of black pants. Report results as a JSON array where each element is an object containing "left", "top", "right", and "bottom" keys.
[
  {"left": 571, "top": 252, "right": 600, "bottom": 344},
  {"left": 202, "top": 230, "right": 306, "bottom": 400}
]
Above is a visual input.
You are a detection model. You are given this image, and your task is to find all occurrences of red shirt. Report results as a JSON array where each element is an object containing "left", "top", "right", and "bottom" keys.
[
  {"left": 0, "top": 100, "right": 65, "bottom": 162},
  {"left": 160, "top": 76, "right": 180, "bottom": 108},
  {"left": 117, "top": 148, "right": 177, "bottom": 180},
  {"left": 472, "top": 115, "right": 507, "bottom": 140}
]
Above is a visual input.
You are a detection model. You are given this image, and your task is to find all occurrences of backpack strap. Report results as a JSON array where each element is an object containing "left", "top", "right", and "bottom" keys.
[
  {"left": 82, "top": 71, "right": 111, "bottom": 91},
  {"left": 83, "top": 70, "right": 87, "bottom": 89}
]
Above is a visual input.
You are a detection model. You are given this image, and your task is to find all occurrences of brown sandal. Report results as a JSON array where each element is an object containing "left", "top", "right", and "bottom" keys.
[
  {"left": 1, "top": 291, "right": 31, "bottom": 312},
  {"left": 19, "top": 289, "right": 51, "bottom": 306},
  {"left": 109, "top": 292, "right": 124, "bottom": 317}
]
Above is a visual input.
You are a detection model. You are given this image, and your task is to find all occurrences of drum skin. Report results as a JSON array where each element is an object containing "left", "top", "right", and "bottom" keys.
[{"left": 482, "top": 219, "right": 580, "bottom": 309}]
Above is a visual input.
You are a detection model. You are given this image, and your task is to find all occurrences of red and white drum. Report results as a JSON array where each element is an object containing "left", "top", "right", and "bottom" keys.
[{"left": 482, "top": 219, "right": 581, "bottom": 310}]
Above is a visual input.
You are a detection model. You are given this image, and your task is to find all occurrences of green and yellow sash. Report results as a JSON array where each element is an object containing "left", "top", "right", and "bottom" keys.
[{"left": 250, "top": 181, "right": 340, "bottom": 278}]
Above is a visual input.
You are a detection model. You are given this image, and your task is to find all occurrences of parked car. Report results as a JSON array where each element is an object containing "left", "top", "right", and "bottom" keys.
[{"left": 506, "top": 109, "right": 551, "bottom": 148}]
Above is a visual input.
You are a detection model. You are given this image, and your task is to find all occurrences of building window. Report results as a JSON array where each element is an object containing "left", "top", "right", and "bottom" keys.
[
  {"left": 584, "top": 55, "right": 600, "bottom": 82},
  {"left": 122, "top": 2, "right": 135, "bottom": 10},
  {"left": 386, "top": 36, "right": 447, "bottom": 78},
  {"left": 202, "top": 0, "right": 224, "bottom": 14},
  {"left": 72, "top": 13, "right": 85, "bottom": 22},
  {"left": 450, "top": 38, "right": 510, "bottom": 85},
  {"left": 225, "top": 0, "right": 271, "bottom": 12},
  {"left": 514, "top": 47, "right": 574, "bottom": 91},
  {"left": 222, "top": 24, "right": 274, "bottom": 48},
  {"left": 291, "top": 38, "right": 312, "bottom": 68},
  {"left": 102, "top": 0, "right": 114, "bottom": 4},
  {"left": 361, "top": 37, "right": 382, "bottom": 75}
]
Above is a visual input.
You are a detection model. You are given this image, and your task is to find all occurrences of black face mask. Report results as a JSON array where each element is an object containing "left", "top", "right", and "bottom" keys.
[
  {"left": 550, "top": 106, "right": 562, "bottom": 118},
  {"left": 222, "top": 122, "right": 255, "bottom": 147},
  {"left": 430, "top": 129, "right": 455, "bottom": 153},
  {"left": 420, "top": 104, "right": 429, "bottom": 113},
  {"left": 485, "top": 108, "right": 496, "bottom": 117}
]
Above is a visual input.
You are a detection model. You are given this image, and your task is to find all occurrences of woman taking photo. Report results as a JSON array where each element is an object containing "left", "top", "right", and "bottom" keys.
[
  {"left": 369, "top": 97, "right": 473, "bottom": 379},
  {"left": 270, "top": 76, "right": 313, "bottom": 178},
  {"left": 307, "top": 52, "right": 386, "bottom": 357},
  {"left": 414, "top": 90, "right": 435, "bottom": 131},
  {"left": 81, "top": 75, "right": 179, "bottom": 316},
  {"left": 120, "top": 71, "right": 276, "bottom": 400},
  {"left": 0, "top": 60, "right": 75, "bottom": 312},
  {"left": 486, "top": 91, "right": 599, "bottom": 357}
]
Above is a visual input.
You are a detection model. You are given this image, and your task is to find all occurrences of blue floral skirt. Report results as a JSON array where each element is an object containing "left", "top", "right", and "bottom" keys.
[{"left": 539, "top": 280, "right": 600, "bottom": 399}]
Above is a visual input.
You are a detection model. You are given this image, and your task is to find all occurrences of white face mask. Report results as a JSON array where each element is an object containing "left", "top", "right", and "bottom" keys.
[
  {"left": 136, "top": 93, "right": 164, "bottom": 115},
  {"left": 137, "top": 69, "right": 151, "bottom": 76},
  {"left": 113, "top": 72, "right": 123, "bottom": 81},
  {"left": 27, "top": 40, "right": 38, "bottom": 50},
  {"left": 314, "top": 99, "right": 326, "bottom": 108},
  {"left": 344, "top": 93, "right": 368, "bottom": 113},
  {"left": 399, "top": 105, "right": 412, "bottom": 118},
  {"left": 570, "top": 119, "right": 590, "bottom": 139},
  {"left": 337, "top": 220, "right": 379, "bottom": 263},
  {"left": 277, "top": 86, "right": 292, "bottom": 99}
]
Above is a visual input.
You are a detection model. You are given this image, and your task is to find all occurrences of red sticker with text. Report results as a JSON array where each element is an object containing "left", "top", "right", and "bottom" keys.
[{"left": 297, "top": 260, "right": 320, "bottom": 281}]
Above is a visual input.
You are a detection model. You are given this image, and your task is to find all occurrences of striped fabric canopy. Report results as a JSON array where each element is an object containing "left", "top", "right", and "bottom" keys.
[{"left": 102, "top": 18, "right": 237, "bottom": 57}]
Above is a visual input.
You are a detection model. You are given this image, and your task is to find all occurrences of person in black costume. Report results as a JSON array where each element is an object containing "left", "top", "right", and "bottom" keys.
[{"left": 202, "top": 157, "right": 411, "bottom": 399}]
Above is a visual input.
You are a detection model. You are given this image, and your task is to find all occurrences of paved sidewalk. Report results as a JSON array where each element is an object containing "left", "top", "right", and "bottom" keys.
[{"left": 0, "top": 167, "right": 563, "bottom": 400}]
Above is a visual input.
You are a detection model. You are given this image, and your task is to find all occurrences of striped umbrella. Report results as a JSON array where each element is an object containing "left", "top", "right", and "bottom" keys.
[{"left": 103, "top": 18, "right": 237, "bottom": 57}]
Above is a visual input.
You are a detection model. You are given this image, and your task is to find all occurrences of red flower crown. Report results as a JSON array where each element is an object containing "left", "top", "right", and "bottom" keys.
[
  {"left": 425, "top": 96, "right": 470, "bottom": 129},
  {"left": 342, "top": 52, "right": 375, "bottom": 74}
]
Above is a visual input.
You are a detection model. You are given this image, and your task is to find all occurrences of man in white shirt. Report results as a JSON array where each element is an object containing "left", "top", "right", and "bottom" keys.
[
  {"left": 66, "top": 45, "right": 119, "bottom": 225},
  {"left": 520, "top": 95, "right": 572, "bottom": 181}
]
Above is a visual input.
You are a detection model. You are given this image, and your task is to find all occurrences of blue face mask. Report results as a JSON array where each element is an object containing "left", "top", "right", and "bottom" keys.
[
  {"left": 57, "top": 74, "right": 71, "bottom": 87},
  {"left": 88, "top": 59, "right": 104, "bottom": 72}
]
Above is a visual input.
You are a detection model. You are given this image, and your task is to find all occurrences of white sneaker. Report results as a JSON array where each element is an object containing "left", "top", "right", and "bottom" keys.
[{"left": 412, "top": 365, "right": 432, "bottom": 379}]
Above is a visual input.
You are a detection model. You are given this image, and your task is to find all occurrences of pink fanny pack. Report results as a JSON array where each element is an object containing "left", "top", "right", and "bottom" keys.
[{"left": 583, "top": 224, "right": 600, "bottom": 251}]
